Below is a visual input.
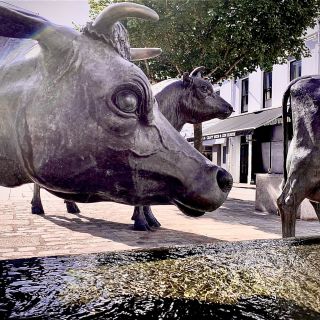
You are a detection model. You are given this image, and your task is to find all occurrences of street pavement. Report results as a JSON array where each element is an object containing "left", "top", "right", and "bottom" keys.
[{"left": 0, "top": 184, "right": 319, "bottom": 260}]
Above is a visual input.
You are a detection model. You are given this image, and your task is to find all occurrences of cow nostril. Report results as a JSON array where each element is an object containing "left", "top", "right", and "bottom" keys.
[{"left": 216, "top": 169, "right": 233, "bottom": 193}]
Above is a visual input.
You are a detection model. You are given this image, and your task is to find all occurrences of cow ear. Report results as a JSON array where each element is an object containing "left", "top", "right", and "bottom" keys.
[
  {"left": 183, "top": 72, "right": 193, "bottom": 88},
  {"left": 190, "top": 66, "right": 206, "bottom": 78},
  {"left": 0, "top": 3, "right": 78, "bottom": 52}
]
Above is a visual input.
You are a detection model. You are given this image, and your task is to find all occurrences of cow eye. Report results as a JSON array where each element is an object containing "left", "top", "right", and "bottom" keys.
[
  {"left": 112, "top": 83, "right": 144, "bottom": 114},
  {"left": 115, "top": 90, "right": 138, "bottom": 113}
]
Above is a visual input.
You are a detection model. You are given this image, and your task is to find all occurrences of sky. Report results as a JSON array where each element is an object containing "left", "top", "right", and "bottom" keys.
[{"left": 3, "top": 0, "right": 90, "bottom": 27}]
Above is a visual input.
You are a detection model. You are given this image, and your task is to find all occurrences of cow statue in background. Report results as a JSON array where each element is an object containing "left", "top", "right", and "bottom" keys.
[
  {"left": 31, "top": 66, "right": 233, "bottom": 231},
  {"left": 131, "top": 67, "right": 234, "bottom": 230},
  {"left": 277, "top": 75, "right": 320, "bottom": 238},
  {"left": 0, "top": 3, "right": 233, "bottom": 224}
]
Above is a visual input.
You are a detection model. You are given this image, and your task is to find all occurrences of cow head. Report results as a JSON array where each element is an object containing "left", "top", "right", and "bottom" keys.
[
  {"left": 182, "top": 66, "right": 234, "bottom": 121},
  {"left": 0, "top": 3, "right": 233, "bottom": 216}
]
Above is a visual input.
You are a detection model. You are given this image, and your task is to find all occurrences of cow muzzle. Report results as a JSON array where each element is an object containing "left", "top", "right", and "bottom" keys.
[
  {"left": 216, "top": 168, "right": 233, "bottom": 193},
  {"left": 173, "top": 167, "right": 233, "bottom": 217}
]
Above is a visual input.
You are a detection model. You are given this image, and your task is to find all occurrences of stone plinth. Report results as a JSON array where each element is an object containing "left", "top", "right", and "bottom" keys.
[{"left": 255, "top": 173, "right": 318, "bottom": 220}]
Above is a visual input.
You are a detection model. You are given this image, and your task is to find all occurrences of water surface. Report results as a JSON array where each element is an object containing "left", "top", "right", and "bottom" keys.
[{"left": 0, "top": 237, "right": 319, "bottom": 319}]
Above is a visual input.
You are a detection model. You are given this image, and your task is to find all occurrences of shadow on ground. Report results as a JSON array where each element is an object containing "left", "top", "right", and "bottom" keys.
[
  {"left": 207, "top": 198, "right": 318, "bottom": 235},
  {"left": 173, "top": 197, "right": 283, "bottom": 235},
  {"left": 41, "top": 213, "right": 222, "bottom": 247}
]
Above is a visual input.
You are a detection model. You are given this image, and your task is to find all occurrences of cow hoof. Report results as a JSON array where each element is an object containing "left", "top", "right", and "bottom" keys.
[
  {"left": 144, "top": 210, "right": 161, "bottom": 228},
  {"left": 147, "top": 221, "right": 161, "bottom": 228},
  {"left": 31, "top": 205, "right": 44, "bottom": 215},
  {"left": 65, "top": 201, "right": 80, "bottom": 214},
  {"left": 133, "top": 221, "right": 151, "bottom": 231}
]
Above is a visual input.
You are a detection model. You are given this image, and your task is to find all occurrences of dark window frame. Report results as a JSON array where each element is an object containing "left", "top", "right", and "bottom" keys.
[
  {"left": 222, "top": 145, "right": 227, "bottom": 164},
  {"left": 290, "top": 60, "right": 301, "bottom": 81},
  {"left": 263, "top": 71, "right": 272, "bottom": 108},
  {"left": 241, "top": 78, "right": 249, "bottom": 113}
]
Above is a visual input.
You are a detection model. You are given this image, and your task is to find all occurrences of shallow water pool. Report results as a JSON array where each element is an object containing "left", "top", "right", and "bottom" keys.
[{"left": 0, "top": 237, "right": 320, "bottom": 319}]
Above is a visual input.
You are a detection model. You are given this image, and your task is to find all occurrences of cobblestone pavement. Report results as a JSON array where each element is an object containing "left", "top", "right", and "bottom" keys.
[{"left": 0, "top": 184, "right": 319, "bottom": 260}]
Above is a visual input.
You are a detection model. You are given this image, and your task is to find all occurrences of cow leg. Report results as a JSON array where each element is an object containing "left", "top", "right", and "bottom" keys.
[
  {"left": 64, "top": 200, "right": 81, "bottom": 214},
  {"left": 143, "top": 206, "right": 161, "bottom": 228},
  {"left": 277, "top": 179, "right": 305, "bottom": 238},
  {"left": 31, "top": 183, "right": 44, "bottom": 215},
  {"left": 131, "top": 206, "right": 151, "bottom": 231},
  {"left": 309, "top": 201, "right": 320, "bottom": 222}
]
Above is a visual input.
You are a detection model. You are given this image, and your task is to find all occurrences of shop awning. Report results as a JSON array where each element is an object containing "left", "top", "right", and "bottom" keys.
[{"left": 197, "top": 107, "right": 282, "bottom": 141}]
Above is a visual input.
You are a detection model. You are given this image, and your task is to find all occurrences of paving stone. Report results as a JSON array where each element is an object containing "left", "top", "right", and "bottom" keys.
[
  {"left": 0, "top": 248, "right": 15, "bottom": 253},
  {"left": 0, "top": 236, "right": 41, "bottom": 247},
  {"left": 0, "top": 184, "right": 319, "bottom": 260},
  {"left": 1, "top": 252, "right": 33, "bottom": 258},
  {"left": 17, "top": 247, "right": 38, "bottom": 252}
]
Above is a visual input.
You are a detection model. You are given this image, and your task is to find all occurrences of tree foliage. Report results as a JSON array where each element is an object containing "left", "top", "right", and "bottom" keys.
[
  {"left": 89, "top": 0, "right": 320, "bottom": 83},
  {"left": 89, "top": 0, "right": 319, "bottom": 152}
]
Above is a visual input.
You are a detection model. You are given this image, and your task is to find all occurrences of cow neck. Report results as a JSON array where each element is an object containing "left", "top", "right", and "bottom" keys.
[{"left": 155, "top": 80, "right": 187, "bottom": 132}]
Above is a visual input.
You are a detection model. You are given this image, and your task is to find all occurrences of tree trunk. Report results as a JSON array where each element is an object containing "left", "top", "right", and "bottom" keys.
[
  {"left": 144, "top": 60, "right": 151, "bottom": 79},
  {"left": 193, "top": 123, "right": 203, "bottom": 153}
]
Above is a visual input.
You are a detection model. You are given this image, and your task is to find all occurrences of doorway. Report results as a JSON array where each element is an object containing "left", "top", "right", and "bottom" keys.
[{"left": 240, "top": 136, "right": 249, "bottom": 183}]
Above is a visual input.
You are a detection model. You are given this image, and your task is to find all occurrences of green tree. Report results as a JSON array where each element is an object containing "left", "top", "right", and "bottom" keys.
[{"left": 89, "top": 0, "right": 319, "bottom": 151}]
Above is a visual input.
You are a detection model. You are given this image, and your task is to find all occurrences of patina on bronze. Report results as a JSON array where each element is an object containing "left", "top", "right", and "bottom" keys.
[
  {"left": 277, "top": 75, "right": 320, "bottom": 237},
  {"left": 0, "top": 3, "right": 232, "bottom": 219}
]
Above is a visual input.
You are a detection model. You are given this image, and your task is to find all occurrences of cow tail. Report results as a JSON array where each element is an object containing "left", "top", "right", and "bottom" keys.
[{"left": 282, "top": 87, "right": 291, "bottom": 183}]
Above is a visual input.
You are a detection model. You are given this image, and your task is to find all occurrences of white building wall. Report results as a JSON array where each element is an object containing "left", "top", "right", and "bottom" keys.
[
  {"left": 272, "top": 63, "right": 288, "bottom": 108},
  {"left": 271, "top": 26, "right": 320, "bottom": 108},
  {"left": 248, "top": 69, "right": 263, "bottom": 113},
  {"left": 303, "top": 38, "right": 319, "bottom": 75},
  {"left": 182, "top": 25, "right": 320, "bottom": 184},
  {"left": 233, "top": 79, "right": 241, "bottom": 115},
  {"left": 219, "top": 81, "right": 232, "bottom": 105},
  {"left": 215, "top": 26, "right": 319, "bottom": 117}
]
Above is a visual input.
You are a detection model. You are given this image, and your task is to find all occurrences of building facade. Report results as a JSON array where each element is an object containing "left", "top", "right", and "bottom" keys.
[{"left": 183, "top": 24, "right": 320, "bottom": 184}]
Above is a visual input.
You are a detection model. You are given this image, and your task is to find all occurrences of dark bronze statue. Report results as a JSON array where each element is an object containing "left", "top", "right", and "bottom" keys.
[
  {"left": 0, "top": 2, "right": 233, "bottom": 222},
  {"left": 31, "top": 67, "right": 233, "bottom": 230},
  {"left": 277, "top": 75, "right": 320, "bottom": 237},
  {"left": 131, "top": 67, "right": 234, "bottom": 230}
]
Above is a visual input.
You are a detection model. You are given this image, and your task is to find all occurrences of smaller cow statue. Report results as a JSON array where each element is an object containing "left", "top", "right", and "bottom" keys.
[
  {"left": 31, "top": 67, "right": 233, "bottom": 231},
  {"left": 277, "top": 75, "right": 320, "bottom": 238},
  {"left": 131, "top": 67, "right": 233, "bottom": 230}
]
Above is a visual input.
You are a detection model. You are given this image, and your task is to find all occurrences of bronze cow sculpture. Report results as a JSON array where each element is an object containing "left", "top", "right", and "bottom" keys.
[
  {"left": 0, "top": 2, "right": 233, "bottom": 221},
  {"left": 277, "top": 75, "right": 320, "bottom": 237},
  {"left": 131, "top": 67, "right": 233, "bottom": 230},
  {"left": 31, "top": 67, "right": 233, "bottom": 230}
]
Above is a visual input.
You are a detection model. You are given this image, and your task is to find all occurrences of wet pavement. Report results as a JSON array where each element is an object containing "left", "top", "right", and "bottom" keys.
[{"left": 0, "top": 184, "right": 319, "bottom": 260}]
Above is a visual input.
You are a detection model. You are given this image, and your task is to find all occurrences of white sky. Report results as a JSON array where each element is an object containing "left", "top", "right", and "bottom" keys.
[{"left": 3, "top": 0, "right": 90, "bottom": 27}]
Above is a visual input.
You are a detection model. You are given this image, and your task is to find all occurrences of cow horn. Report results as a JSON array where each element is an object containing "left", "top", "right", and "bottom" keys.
[
  {"left": 190, "top": 66, "right": 206, "bottom": 78},
  {"left": 92, "top": 3, "right": 159, "bottom": 35},
  {"left": 130, "top": 48, "right": 162, "bottom": 61}
]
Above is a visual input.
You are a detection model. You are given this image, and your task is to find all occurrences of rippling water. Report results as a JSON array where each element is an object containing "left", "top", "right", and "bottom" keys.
[{"left": 0, "top": 237, "right": 320, "bottom": 319}]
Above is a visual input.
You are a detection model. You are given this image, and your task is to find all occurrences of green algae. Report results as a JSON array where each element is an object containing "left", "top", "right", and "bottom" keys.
[{"left": 60, "top": 243, "right": 320, "bottom": 312}]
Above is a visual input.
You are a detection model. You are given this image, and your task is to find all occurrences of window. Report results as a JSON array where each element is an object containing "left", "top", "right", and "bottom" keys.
[
  {"left": 222, "top": 146, "right": 228, "bottom": 164},
  {"left": 263, "top": 71, "right": 272, "bottom": 108},
  {"left": 241, "top": 78, "right": 249, "bottom": 113},
  {"left": 203, "top": 146, "right": 212, "bottom": 161},
  {"left": 290, "top": 60, "right": 301, "bottom": 81}
]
